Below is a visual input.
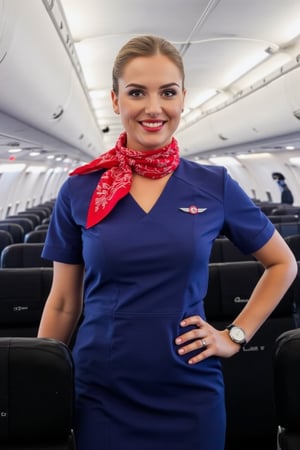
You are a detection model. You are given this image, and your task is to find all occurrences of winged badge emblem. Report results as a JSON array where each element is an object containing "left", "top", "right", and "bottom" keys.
[{"left": 179, "top": 206, "right": 207, "bottom": 215}]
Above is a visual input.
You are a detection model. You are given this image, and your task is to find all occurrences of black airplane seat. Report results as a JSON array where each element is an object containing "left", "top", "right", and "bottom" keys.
[
  {"left": 0, "top": 337, "right": 76, "bottom": 449},
  {"left": 273, "top": 328, "right": 300, "bottom": 450}
]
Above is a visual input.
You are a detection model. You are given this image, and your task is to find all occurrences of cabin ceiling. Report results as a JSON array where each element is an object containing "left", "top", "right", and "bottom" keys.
[
  {"left": 55, "top": 0, "right": 300, "bottom": 157},
  {"left": 1, "top": 0, "right": 300, "bottom": 167}
]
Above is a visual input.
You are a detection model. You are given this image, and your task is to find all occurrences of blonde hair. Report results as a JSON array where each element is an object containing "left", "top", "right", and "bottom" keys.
[{"left": 112, "top": 35, "right": 185, "bottom": 95}]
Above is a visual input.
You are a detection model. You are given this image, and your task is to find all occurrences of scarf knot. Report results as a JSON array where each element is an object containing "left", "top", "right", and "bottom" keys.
[{"left": 70, "top": 132, "right": 180, "bottom": 228}]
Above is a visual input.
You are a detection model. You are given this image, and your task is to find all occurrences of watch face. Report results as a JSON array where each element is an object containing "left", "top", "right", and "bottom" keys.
[{"left": 230, "top": 326, "right": 246, "bottom": 344}]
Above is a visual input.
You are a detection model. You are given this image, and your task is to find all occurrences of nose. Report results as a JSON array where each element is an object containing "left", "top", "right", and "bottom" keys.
[{"left": 144, "top": 94, "right": 162, "bottom": 116}]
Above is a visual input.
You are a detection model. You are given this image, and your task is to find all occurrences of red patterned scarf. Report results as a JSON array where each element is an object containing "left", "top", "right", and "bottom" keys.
[{"left": 70, "top": 132, "right": 180, "bottom": 228}]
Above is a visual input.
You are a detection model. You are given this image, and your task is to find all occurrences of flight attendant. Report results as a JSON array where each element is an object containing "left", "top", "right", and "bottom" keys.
[
  {"left": 272, "top": 172, "right": 294, "bottom": 204},
  {"left": 38, "top": 35, "right": 297, "bottom": 450}
]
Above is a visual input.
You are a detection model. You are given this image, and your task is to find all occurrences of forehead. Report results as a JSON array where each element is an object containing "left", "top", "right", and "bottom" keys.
[{"left": 119, "top": 54, "right": 183, "bottom": 87}]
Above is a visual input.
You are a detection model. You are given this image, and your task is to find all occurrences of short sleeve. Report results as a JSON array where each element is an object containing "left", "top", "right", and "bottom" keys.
[
  {"left": 222, "top": 171, "right": 275, "bottom": 254},
  {"left": 42, "top": 179, "right": 84, "bottom": 264}
]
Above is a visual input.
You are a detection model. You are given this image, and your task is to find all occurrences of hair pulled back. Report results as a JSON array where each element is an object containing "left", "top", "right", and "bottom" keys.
[{"left": 112, "top": 35, "right": 185, "bottom": 94}]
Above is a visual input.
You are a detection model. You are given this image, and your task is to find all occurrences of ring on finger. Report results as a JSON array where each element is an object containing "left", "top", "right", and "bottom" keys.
[{"left": 201, "top": 338, "right": 207, "bottom": 349}]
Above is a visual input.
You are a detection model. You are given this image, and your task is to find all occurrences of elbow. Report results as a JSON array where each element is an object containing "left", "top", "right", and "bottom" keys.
[
  {"left": 288, "top": 254, "right": 298, "bottom": 283},
  {"left": 280, "top": 248, "right": 299, "bottom": 287}
]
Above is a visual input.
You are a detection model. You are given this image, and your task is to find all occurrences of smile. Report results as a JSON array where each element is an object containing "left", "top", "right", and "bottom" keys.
[{"left": 140, "top": 121, "right": 165, "bottom": 128}]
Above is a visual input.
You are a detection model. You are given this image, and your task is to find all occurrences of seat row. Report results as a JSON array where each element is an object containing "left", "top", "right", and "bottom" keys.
[
  {"left": 1, "top": 297, "right": 297, "bottom": 450},
  {"left": 0, "top": 202, "right": 54, "bottom": 247},
  {"left": 257, "top": 202, "right": 300, "bottom": 216},
  {"left": 1, "top": 323, "right": 298, "bottom": 450},
  {"left": 1, "top": 233, "right": 300, "bottom": 268},
  {"left": 0, "top": 243, "right": 52, "bottom": 268},
  {"left": 205, "top": 261, "right": 300, "bottom": 450},
  {"left": 0, "top": 261, "right": 299, "bottom": 450},
  {"left": 0, "top": 223, "right": 49, "bottom": 248},
  {"left": 209, "top": 234, "right": 300, "bottom": 263},
  {"left": 274, "top": 221, "right": 300, "bottom": 237},
  {"left": 273, "top": 328, "right": 300, "bottom": 450}
]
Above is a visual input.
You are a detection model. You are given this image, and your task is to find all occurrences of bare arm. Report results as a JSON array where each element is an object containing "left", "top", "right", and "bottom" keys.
[
  {"left": 228, "top": 229, "right": 298, "bottom": 341},
  {"left": 38, "top": 261, "right": 84, "bottom": 345},
  {"left": 176, "top": 230, "right": 298, "bottom": 363}
]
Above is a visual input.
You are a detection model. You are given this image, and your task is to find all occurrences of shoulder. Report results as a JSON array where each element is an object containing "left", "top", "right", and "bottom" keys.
[
  {"left": 175, "top": 158, "right": 227, "bottom": 187},
  {"left": 53, "top": 170, "right": 105, "bottom": 223},
  {"left": 60, "top": 169, "right": 105, "bottom": 199},
  {"left": 68, "top": 169, "right": 105, "bottom": 187},
  {"left": 177, "top": 158, "right": 226, "bottom": 176}
]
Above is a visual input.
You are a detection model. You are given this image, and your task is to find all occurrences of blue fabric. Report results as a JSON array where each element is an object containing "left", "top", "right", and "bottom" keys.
[{"left": 42, "top": 159, "right": 275, "bottom": 450}]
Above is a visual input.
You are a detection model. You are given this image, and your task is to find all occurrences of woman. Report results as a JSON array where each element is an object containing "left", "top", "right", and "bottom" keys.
[
  {"left": 38, "top": 35, "right": 297, "bottom": 450},
  {"left": 272, "top": 172, "right": 294, "bottom": 204}
]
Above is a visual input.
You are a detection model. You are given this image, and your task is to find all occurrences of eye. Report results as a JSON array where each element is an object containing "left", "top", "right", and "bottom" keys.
[
  {"left": 128, "top": 89, "right": 144, "bottom": 97},
  {"left": 162, "top": 89, "right": 177, "bottom": 97}
]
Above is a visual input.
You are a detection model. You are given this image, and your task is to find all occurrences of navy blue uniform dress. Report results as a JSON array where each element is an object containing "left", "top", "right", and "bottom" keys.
[{"left": 42, "top": 159, "right": 274, "bottom": 450}]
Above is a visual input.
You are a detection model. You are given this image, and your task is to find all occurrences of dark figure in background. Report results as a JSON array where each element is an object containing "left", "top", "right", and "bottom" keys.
[{"left": 272, "top": 172, "right": 294, "bottom": 204}]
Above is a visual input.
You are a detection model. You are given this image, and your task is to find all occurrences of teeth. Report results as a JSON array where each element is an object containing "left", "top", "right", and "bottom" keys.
[{"left": 142, "top": 121, "right": 163, "bottom": 127}]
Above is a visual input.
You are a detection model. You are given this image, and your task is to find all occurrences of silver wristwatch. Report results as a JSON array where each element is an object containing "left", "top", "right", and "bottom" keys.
[{"left": 226, "top": 324, "right": 247, "bottom": 347}]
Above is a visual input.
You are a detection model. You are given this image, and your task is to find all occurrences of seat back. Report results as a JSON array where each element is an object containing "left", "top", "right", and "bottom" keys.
[
  {"left": 204, "top": 261, "right": 300, "bottom": 450},
  {"left": 2, "top": 218, "right": 34, "bottom": 234},
  {"left": 9, "top": 213, "right": 41, "bottom": 228},
  {"left": 268, "top": 214, "right": 299, "bottom": 223},
  {"left": 275, "top": 222, "right": 300, "bottom": 238},
  {"left": 0, "top": 337, "right": 75, "bottom": 449},
  {"left": 0, "top": 268, "right": 53, "bottom": 337},
  {"left": 20, "top": 209, "right": 48, "bottom": 221},
  {"left": 285, "top": 234, "right": 300, "bottom": 260},
  {"left": 209, "top": 238, "right": 255, "bottom": 263},
  {"left": 0, "top": 230, "right": 13, "bottom": 255},
  {"left": 24, "top": 230, "right": 48, "bottom": 243},
  {"left": 0, "top": 223, "right": 24, "bottom": 243},
  {"left": 271, "top": 206, "right": 300, "bottom": 216},
  {"left": 27, "top": 206, "right": 52, "bottom": 218},
  {"left": 35, "top": 224, "right": 49, "bottom": 231},
  {"left": 0, "top": 243, "right": 52, "bottom": 268},
  {"left": 273, "top": 329, "right": 300, "bottom": 450},
  {"left": 42, "top": 217, "right": 51, "bottom": 225},
  {"left": 257, "top": 203, "right": 279, "bottom": 215}
]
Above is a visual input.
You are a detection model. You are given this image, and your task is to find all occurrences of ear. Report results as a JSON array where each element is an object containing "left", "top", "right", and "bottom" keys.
[
  {"left": 111, "top": 90, "right": 120, "bottom": 114},
  {"left": 181, "top": 88, "right": 187, "bottom": 112}
]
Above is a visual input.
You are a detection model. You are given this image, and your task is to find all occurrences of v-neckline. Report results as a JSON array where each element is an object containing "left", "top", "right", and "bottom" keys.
[{"left": 129, "top": 173, "right": 174, "bottom": 215}]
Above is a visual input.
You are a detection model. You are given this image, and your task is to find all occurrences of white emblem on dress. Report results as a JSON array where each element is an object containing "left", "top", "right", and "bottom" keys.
[{"left": 179, "top": 206, "right": 207, "bottom": 214}]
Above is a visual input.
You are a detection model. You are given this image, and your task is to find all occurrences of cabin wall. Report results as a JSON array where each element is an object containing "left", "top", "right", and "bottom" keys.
[
  {"left": 0, "top": 167, "right": 68, "bottom": 219},
  {"left": 193, "top": 150, "right": 300, "bottom": 206},
  {"left": 1, "top": 148, "right": 300, "bottom": 221}
]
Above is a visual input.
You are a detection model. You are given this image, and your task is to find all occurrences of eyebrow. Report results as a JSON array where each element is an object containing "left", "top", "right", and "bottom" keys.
[{"left": 124, "top": 82, "right": 181, "bottom": 89}]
